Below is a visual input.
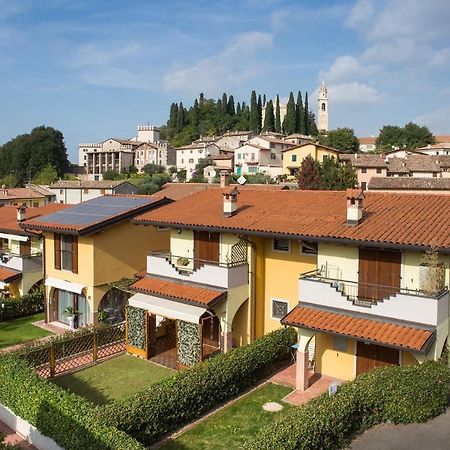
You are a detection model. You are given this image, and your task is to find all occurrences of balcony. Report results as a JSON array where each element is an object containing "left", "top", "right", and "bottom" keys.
[
  {"left": 0, "top": 251, "right": 42, "bottom": 273},
  {"left": 146, "top": 252, "right": 249, "bottom": 289},
  {"left": 299, "top": 270, "right": 449, "bottom": 327}
]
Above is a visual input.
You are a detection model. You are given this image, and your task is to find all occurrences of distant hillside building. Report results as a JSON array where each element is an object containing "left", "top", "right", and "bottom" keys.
[
  {"left": 317, "top": 81, "right": 328, "bottom": 133},
  {"left": 358, "top": 136, "right": 377, "bottom": 153}
]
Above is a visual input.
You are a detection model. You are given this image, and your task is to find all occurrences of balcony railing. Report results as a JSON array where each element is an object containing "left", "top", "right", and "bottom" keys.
[
  {"left": 0, "top": 250, "right": 42, "bottom": 272},
  {"left": 151, "top": 251, "right": 248, "bottom": 270},
  {"left": 301, "top": 269, "right": 448, "bottom": 306}
]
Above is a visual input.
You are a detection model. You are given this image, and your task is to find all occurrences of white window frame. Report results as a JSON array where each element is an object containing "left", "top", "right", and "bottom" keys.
[
  {"left": 272, "top": 237, "right": 291, "bottom": 253},
  {"left": 271, "top": 298, "right": 289, "bottom": 320}
]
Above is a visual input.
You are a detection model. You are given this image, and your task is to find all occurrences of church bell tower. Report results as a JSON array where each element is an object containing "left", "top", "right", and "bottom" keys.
[{"left": 318, "top": 81, "right": 328, "bottom": 133}]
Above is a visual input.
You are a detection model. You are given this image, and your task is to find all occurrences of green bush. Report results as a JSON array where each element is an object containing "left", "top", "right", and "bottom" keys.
[
  {"left": 0, "top": 289, "right": 44, "bottom": 322},
  {"left": 101, "top": 327, "right": 296, "bottom": 446},
  {"left": 246, "top": 360, "right": 450, "bottom": 450},
  {"left": 0, "top": 355, "right": 144, "bottom": 450}
]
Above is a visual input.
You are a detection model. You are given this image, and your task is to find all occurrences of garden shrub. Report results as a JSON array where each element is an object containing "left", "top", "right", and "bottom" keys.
[
  {"left": 0, "top": 289, "right": 44, "bottom": 321},
  {"left": 126, "top": 306, "right": 146, "bottom": 349},
  {"left": 245, "top": 360, "right": 450, "bottom": 450},
  {"left": 0, "top": 355, "right": 144, "bottom": 450},
  {"left": 100, "top": 327, "right": 296, "bottom": 445}
]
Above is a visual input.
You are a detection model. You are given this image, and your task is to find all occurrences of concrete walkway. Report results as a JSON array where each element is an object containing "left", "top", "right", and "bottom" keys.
[
  {"left": 350, "top": 408, "right": 450, "bottom": 450},
  {"left": 0, "top": 420, "right": 36, "bottom": 450}
]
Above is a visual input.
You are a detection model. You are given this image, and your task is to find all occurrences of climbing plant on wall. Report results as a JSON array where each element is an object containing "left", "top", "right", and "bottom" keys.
[
  {"left": 126, "top": 306, "right": 146, "bottom": 350},
  {"left": 177, "top": 320, "right": 201, "bottom": 366}
]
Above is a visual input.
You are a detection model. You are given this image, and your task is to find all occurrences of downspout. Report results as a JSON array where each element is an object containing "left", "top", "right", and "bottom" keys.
[{"left": 42, "top": 234, "right": 47, "bottom": 323}]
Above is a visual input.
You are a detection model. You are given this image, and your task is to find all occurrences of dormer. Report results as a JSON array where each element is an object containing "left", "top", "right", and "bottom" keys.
[
  {"left": 223, "top": 187, "right": 239, "bottom": 217},
  {"left": 346, "top": 189, "right": 364, "bottom": 226}
]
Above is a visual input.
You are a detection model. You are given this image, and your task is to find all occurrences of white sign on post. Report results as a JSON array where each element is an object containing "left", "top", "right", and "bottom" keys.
[{"left": 328, "top": 383, "right": 338, "bottom": 396}]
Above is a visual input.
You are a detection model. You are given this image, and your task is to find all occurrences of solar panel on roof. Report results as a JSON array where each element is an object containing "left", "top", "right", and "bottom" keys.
[{"left": 34, "top": 195, "right": 155, "bottom": 229}]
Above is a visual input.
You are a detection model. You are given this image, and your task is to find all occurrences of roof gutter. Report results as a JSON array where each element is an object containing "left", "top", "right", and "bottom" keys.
[{"left": 132, "top": 220, "right": 450, "bottom": 254}]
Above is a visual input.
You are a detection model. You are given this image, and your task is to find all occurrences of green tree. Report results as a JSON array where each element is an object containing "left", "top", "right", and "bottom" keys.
[
  {"left": 102, "top": 170, "right": 119, "bottom": 180},
  {"left": 177, "top": 169, "right": 187, "bottom": 182},
  {"left": 375, "top": 125, "right": 405, "bottom": 151},
  {"left": 249, "top": 90, "right": 259, "bottom": 132},
  {"left": 257, "top": 95, "right": 262, "bottom": 133},
  {"left": 221, "top": 93, "right": 228, "bottom": 115},
  {"left": 275, "top": 95, "right": 281, "bottom": 133},
  {"left": 191, "top": 99, "right": 200, "bottom": 127},
  {"left": 142, "top": 163, "right": 165, "bottom": 174},
  {"left": 296, "top": 91, "right": 304, "bottom": 134},
  {"left": 177, "top": 102, "right": 185, "bottom": 132},
  {"left": 308, "top": 112, "right": 319, "bottom": 136},
  {"left": 33, "top": 163, "right": 58, "bottom": 184},
  {"left": 404, "top": 122, "right": 435, "bottom": 149},
  {"left": 228, "top": 95, "right": 235, "bottom": 116},
  {"left": 263, "top": 100, "right": 275, "bottom": 132},
  {"left": 321, "top": 127, "right": 359, "bottom": 153},
  {"left": 319, "top": 156, "right": 356, "bottom": 190},
  {"left": 303, "top": 92, "right": 309, "bottom": 135},
  {"left": 296, "top": 155, "right": 320, "bottom": 189},
  {"left": 283, "top": 92, "right": 296, "bottom": 135}
]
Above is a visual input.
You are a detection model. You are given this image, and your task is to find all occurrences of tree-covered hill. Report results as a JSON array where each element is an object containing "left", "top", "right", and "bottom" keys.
[
  {"left": 0, "top": 126, "right": 70, "bottom": 186},
  {"left": 161, "top": 91, "right": 319, "bottom": 147}
]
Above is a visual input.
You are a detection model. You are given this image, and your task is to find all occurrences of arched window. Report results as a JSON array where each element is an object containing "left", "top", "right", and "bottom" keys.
[
  {"left": 98, "top": 287, "right": 128, "bottom": 324},
  {"left": 321, "top": 103, "right": 326, "bottom": 111}
]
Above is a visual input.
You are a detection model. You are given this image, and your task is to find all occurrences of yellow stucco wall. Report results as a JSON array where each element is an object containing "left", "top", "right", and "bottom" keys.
[
  {"left": 317, "top": 242, "right": 359, "bottom": 282},
  {"left": 232, "top": 298, "right": 250, "bottom": 347},
  {"left": 315, "top": 332, "right": 356, "bottom": 380},
  {"left": 263, "top": 238, "right": 317, "bottom": 334},
  {"left": 282, "top": 144, "right": 340, "bottom": 175},
  {"left": 6, "top": 197, "right": 47, "bottom": 208},
  {"left": 402, "top": 351, "right": 419, "bottom": 366},
  {"left": 170, "top": 229, "right": 194, "bottom": 259}
]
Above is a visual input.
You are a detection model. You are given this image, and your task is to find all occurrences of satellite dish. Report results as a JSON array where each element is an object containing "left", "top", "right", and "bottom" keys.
[
  {"left": 210, "top": 169, "right": 217, "bottom": 178},
  {"left": 237, "top": 176, "right": 247, "bottom": 185}
]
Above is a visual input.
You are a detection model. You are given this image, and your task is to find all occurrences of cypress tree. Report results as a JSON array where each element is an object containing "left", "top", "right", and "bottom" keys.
[
  {"left": 296, "top": 91, "right": 305, "bottom": 134},
  {"left": 176, "top": 102, "right": 185, "bottom": 132},
  {"left": 168, "top": 103, "right": 178, "bottom": 132},
  {"left": 257, "top": 94, "right": 262, "bottom": 133},
  {"left": 199, "top": 93, "right": 205, "bottom": 108},
  {"left": 236, "top": 101, "right": 241, "bottom": 116},
  {"left": 263, "top": 94, "right": 266, "bottom": 107},
  {"left": 275, "top": 95, "right": 281, "bottom": 133},
  {"left": 228, "top": 95, "right": 235, "bottom": 116},
  {"left": 191, "top": 99, "right": 200, "bottom": 128},
  {"left": 304, "top": 92, "right": 309, "bottom": 135},
  {"left": 263, "top": 100, "right": 275, "bottom": 132},
  {"left": 222, "top": 93, "right": 228, "bottom": 114},
  {"left": 283, "top": 92, "right": 296, "bottom": 135},
  {"left": 249, "top": 90, "right": 259, "bottom": 132}
]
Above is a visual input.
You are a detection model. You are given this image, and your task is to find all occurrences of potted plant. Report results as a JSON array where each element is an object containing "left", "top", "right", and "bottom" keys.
[
  {"left": 97, "top": 309, "right": 107, "bottom": 323},
  {"left": 64, "top": 306, "right": 80, "bottom": 330},
  {"left": 176, "top": 257, "right": 190, "bottom": 267}
]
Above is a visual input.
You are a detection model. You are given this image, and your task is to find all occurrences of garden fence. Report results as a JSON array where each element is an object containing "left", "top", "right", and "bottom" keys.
[{"left": 18, "top": 322, "right": 125, "bottom": 378}]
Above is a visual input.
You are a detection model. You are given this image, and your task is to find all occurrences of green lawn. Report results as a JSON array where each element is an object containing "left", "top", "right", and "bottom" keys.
[
  {"left": 0, "top": 312, "right": 51, "bottom": 349},
  {"left": 52, "top": 354, "right": 174, "bottom": 405},
  {"left": 162, "top": 383, "right": 294, "bottom": 450}
]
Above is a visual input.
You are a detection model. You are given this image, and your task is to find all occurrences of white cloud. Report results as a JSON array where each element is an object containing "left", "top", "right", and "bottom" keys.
[
  {"left": 320, "top": 55, "right": 379, "bottom": 84},
  {"left": 326, "top": 82, "right": 385, "bottom": 105},
  {"left": 163, "top": 31, "right": 273, "bottom": 95},
  {"left": 414, "top": 106, "right": 450, "bottom": 134},
  {"left": 345, "top": 0, "right": 374, "bottom": 29}
]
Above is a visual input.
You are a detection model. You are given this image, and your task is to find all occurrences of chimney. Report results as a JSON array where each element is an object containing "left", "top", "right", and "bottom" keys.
[
  {"left": 346, "top": 189, "right": 364, "bottom": 226},
  {"left": 17, "top": 204, "right": 27, "bottom": 222},
  {"left": 223, "top": 186, "right": 239, "bottom": 217},
  {"left": 220, "top": 170, "right": 230, "bottom": 188}
]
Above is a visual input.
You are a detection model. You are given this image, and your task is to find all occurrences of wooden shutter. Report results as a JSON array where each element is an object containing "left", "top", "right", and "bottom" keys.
[
  {"left": 20, "top": 239, "right": 31, "bottom": 256},
  {"left": 71, "top": 235, "right": 78, "bottom": 274},
  {"left": 54, "top": 233, "right": 61, "bottom": 270}
]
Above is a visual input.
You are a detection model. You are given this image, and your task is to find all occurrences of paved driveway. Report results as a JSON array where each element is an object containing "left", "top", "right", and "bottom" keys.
[{"left": 350, "top": 409, "right": 450, "bottom": 450}]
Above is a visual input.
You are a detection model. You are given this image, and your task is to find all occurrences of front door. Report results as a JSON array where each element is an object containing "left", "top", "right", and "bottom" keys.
[
  {"left": 356, "top": 341, "right": 399, "bottom": 375},
  {"left": 358, "top": 248, "right": 401, "bottom": 302},
  {"left": 194, "top": 231, "right": 220, "bottom": 269}
]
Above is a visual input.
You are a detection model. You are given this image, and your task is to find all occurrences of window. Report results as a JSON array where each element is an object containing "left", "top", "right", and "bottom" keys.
[
  {"left": 333, "top": 336, "right": 347, "bottom": 352},
  {"left": 56, "top": 289, "right": 90, "bottom": 326},
  {"left": 59, "top": 190, "right": 63, "bottom": 195},
  {"left": 248, "top": 166, "right": 257, "bottom": 173},
  {"left": 270, "top": 143, "right": 275, "bottom": 150},
  {"left": 100, "top": 189, "right": 106, "bottom": 194},
  {"left": 32, "top": 202, "right": 39, "bottom": 208},
  {"left": 321, "top": 102, "right": 326, "bottom": 111},
  {"left": 361, "top": 182, "right": 367, "bottom": 190},
  {"left": 189, "top": 158, "right": 194, "bottom": 163},
  {"left": 291, "top": 154, "right": 297, "bottom": 162},
  {"left": 271, "top": 299, "right": 289, "bottom": 320},
  {"left": 273, "top": 238, "right": 290, "bottom": 252},
  {"left": 83, "top": 188, "right": 89, "bottom": 194},
  {"left": 376, "top": 168, "right": 382, "bottom": 174},
  {"left": 271, "top": 153, "right": 276, "bottom": 160},
  {"left": 300, "top": 241, "right": 318, "bottom": 255},
  {"left": 433, "top": 172, "right": 437, "bottom": 177},
  {"left": 361, "top": 168, "right": 367, "bottom": 173},
  {"left": 54, "top": 234, "right": 78, "bottom": 273}
]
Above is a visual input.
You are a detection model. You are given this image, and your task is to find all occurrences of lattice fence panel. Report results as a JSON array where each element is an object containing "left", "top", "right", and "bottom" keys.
[
  {"left": 54, "top": 333, "right": 94, "bottom": 375},
  {"left": 21, "top": 347, "right": 51, "bottom": 378},
  {"left": 97, "top": 322, "right": 126, "bottom": 359}
]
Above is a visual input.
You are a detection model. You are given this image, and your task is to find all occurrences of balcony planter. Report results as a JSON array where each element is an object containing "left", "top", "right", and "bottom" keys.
[{"left": 176, "top": 257, "right": 190, "bottom": 267}]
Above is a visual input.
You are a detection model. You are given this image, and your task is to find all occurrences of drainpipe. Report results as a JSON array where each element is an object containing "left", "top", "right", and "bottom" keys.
[{"left": 42, "top": 234, "right": 47, "bottom": 323}]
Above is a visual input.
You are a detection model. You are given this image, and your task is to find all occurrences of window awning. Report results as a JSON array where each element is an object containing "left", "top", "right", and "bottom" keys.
[
  {"left": 45, "top": 276, "right": 85, "bottom": 295},
  {"left": 128, "top": 292, "right": 207, "bottom": 324},
  {"left": 0, "top": 233, "right": 28, "bottom": 242}
]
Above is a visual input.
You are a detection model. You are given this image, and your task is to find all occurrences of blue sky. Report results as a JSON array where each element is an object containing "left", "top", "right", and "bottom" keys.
[{"left": 1, "top": 0, "right": 450, "bottom": 162}]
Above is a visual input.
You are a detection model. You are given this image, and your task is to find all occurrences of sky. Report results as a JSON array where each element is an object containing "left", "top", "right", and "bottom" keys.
[{"left": 1, "top": 0, "right": 450, "bottom": 162}]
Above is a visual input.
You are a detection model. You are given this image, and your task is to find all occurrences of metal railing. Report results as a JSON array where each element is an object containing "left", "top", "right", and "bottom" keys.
[
  {"left": 150, "top": 251, "right": 248, "bottom": 269},
  {"left": 301, "top": 269, "right": 448, "bottom": 305}
]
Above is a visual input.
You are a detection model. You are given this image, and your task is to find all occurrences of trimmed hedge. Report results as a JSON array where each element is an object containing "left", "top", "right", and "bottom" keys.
[
  {"left": 245, "top": 360, "right": 450, "bottom": 450},
  {"left": 0, "top": 355, "right": 144, "bottom": 450},
  {"left": 100, "top": 327, "right": 297, "bottom": 445},
  {"left": 0, "top": 289, "right": 44, "bottom": 321}
]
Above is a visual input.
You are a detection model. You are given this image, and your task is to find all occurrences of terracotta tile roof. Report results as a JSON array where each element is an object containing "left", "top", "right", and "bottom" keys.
[
  {"left": 0, "top": 188, "right": 46, "bottom": 200},
  {"left": 350, "top": 154, "right": 387, "bottom": 168},
  {"left": 50, "top": 180, "right": 134, "bottom": 189},
  {"left": 417, "top": 143, "right": 450, "bottom": 150},
  {"left": 22, "top": 195, "right": 168, "bottom": 235},
  {"left": 132, "top": 276, "right": 226, "bottom": 306},
  {"left": 435, "top": 135, "right": 450, "bottom": 144},
  {"left": 0, "top": 204, "right": 69, "bottom": 235},
  {"left": 386, "top": 158, "right": 410, "bottom": 174},
  {"left": 133, "top": 189, "right": 450, "bottom": 250},
  {"left": 403, "top": 155, "right": 441, "bottom": 172},
  {"left": 358, "top": 137, "right": 377, "bottom": 145},
  {"left": 282, "top": 306, "right": 434, "bottom": 352},
  {"left": 368, "top": 177, "right": 450, "bottom": 191},
  {"left": 0, "top": 267, "right": 22, "bottom": 283}
]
